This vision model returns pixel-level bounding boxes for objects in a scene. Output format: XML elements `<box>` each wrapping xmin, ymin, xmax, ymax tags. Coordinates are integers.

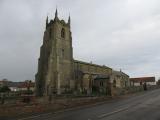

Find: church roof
<box><xmin>74</xmin><ymin>59</ymin><xmax>112</xmax><ymax>70</ymax></box>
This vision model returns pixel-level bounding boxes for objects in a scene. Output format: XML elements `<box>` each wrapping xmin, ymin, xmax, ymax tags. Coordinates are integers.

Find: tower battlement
<box><xmin>46</xmin><ymin>10</ymin><xmax>70</xmax><ymax>29</ymax></box>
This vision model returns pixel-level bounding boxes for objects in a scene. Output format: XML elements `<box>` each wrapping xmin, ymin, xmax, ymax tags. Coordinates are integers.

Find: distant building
<box><xmin>7</xmin><ymin>82</ymin><xmax>22</xmax><ymax>92</ymax></box>
<box><xmin>0</xmin><ymin>80</ymin><xmax>35</xmax><ymax>92</ymax></box>
<box><xmin>0</xmin><ymin>80</ymin><xmax>4</xmax><ymax>87</ymax></box>
<box><xmin>156</xmin><ymin>79</ymin><xmax>160</xmax><ymax>85</ymax></box>
<box><xmin>0</xmin><ymin>79</ymin><xmax>9</xmax><ymax>87</ymax></box>
<box><xmin>130</xmin><ymin>77</ymin><xmax>156</xmax><ymax>86</ymax></box>
<box><xmin>18</xmin><ymin>81</ymin><xmax>35</xmax><ymax>92</ymax></box>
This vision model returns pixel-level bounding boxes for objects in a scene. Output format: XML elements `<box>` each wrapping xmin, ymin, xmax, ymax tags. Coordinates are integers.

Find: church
<box><xmin>35</xmin><ymin>10</ymin><xmax>129</xmax><ymax>96</ymax></box>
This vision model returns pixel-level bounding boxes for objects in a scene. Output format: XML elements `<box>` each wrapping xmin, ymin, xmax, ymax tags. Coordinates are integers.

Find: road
<box><xmin>18</xmin><ymin>89</ymin><xmax>160</xmax><ymax>120</ymax></box>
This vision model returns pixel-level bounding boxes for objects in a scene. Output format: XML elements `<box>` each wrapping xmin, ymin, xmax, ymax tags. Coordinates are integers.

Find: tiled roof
<box><xmin>7</xmin><ymin>82</ymin><xmax>22</xmax><ymax>87</ymax></box>
<box><xmin>130</xmin><ymin>77</ymin><xmax>155</xmax><ymax>83</ymax></box>
<box><xmin>7</xmin><ymin>81</ymin><xmax>35</xmax><ymax>88</ymax></box>
<box><xmin>18</xmin><ymin>82</ymin><xmax>35</xmax><ymax>88</ymax></box>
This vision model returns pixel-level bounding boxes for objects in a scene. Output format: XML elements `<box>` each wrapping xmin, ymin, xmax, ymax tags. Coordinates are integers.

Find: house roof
<box><xmin>0</xmin><ymin>79</ymin><xmax>10</xmax><ymax>84</ymax></box>
<box><xmin>18</xmin><ymin>82</ymin><xmax>35</xmax><ymax>88</ymax></box>
<box><xmin>7</xmin><ymin>82</ymin><xmax>22</xmax><ymax>87</ymax></box>
<box><xmin>130</xmin><ymin>77</ymin><xmax>155</xmax><ymax>83</ymax></box>
<box><xmin>7</xmin><ymin>81</ymin><xmax>35</xmax><ymax>88</ymax></box>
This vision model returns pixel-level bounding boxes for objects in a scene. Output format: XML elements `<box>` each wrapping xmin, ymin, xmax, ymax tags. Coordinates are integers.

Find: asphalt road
<box><xmin>18</xmin><ymin>89</ymin><xmax>160</xmax><ymax>120</ymax></box>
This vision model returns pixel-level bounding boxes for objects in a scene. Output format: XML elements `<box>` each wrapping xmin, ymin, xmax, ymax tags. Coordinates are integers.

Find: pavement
<box><xmin>9</xmin><ymin>89</ymin><xmax>160</xmax><ymax>120</ymax></box>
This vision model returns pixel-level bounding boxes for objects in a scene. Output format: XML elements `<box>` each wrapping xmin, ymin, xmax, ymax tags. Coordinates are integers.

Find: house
<box><xmin>0</xmin><ymin>80</ymin><xmax>3</xmax><ymax>87</ymax></box>
<box><xmin>1</xmin><ymin>80</ymin><xmax>35</xmax><ymax>92</ymax></box>
<box><xmin>156</xmin><ymin>79</ymin><xmax>160</xmax><ymax>85</ymax></box>
<box><xmin>0</xmin><ymin>79</ymin><xmax>9</xmax><ymax>87</ymax></box>
<box><xmin>7</xmin><ymin>82</ymin><xmax>22</xmax><ymax>92</ymax></box>
<box><xmin>18</xmin><ymin>81</ymin><xmax>35</xmax><ymax>92</ymax></box>
<box><xmin>130</xmin><ymin>77</ymin><xmax>156</xmax><ymax>86</ymax></box>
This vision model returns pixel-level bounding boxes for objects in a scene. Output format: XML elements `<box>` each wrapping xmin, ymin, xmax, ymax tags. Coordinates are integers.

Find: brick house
<box><xmin>130</xmin><ymin>77</ymin><xmax>156</xmax><ymax>86</ymax></box>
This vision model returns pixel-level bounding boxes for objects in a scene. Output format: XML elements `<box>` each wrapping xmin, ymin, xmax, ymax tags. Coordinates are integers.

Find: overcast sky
<box><xmin>0</xmin><ymin>0</ymin><xmax>160</xmax><ymax>82</ymax></box>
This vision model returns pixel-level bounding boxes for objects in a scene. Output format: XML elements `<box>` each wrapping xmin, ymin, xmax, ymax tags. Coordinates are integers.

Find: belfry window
<box><xmin>100</xmin><ymin>81</ymin><xmax>103</xmax><ymax>87</ymax></box>
<box><xmin>62</xmin><ymin>49</ymin><xmax>64</xmax><ymax>58</ymax></box>
<box><xmin>61</xmin><ymin>28</ymin><xmax>65</xmax><ymax>38</ymax></box>
<box><xmin>49</xmin><ymin>28</ymin><xmax>52</xmax><ymax>38</ymax></box>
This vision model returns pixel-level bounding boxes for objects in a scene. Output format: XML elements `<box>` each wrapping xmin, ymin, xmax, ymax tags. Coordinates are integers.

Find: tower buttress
<box><xmin>68</xmin><ymin>15</ymin><xmax>71</xmax><ymax>26</ymax></box>
<box><xmin>46</xmin><ymin>16</ymin><xmax>48</xmax><ymax>29</ymax></box>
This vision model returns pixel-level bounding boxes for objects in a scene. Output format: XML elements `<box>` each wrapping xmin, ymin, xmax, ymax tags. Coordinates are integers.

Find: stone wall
<box><xmin>74</xmin><ymin>60</ymin><xmax>112</xmax><ymax>93</ymax></box>
<box><xmin>111</xmin><ymin>70</ymin><xmax>130</xmax><ymax>88</ymax></box>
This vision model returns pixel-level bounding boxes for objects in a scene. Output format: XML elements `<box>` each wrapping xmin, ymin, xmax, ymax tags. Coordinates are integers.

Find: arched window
<box><xmin>61</xmin><ymin>28</ymin><xmax>65</xmax><ymax>38</ymax></box>
<box><xmin>113</xmin><ymin>79</ymin><xmax>116</xmax><ymax>88</ymax></box>
<box><xmin>49</xmin><ymin>28</ymin><xmax>52</xmax><ymax>38</ymax></box>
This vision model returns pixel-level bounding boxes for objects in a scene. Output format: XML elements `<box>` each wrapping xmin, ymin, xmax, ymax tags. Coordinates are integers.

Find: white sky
<box><xmin>0</xmin><ymin>0</ymin><xmax>160</xmax><ymax>81</ymax></box>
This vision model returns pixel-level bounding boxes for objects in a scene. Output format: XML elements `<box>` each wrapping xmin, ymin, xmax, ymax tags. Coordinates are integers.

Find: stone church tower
<box><xmin>35</xmin><ymin>9</ymin><xmax>74</xmax><ymax>96</ymax></box>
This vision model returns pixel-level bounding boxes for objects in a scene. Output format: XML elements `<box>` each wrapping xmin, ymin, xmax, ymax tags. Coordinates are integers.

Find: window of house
<box><xmin>61</xmin><ymin>28</ymin><xmax>65</xmax><ymax>38</ymax></box>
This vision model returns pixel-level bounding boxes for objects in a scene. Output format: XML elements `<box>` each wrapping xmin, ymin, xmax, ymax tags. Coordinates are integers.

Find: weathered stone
<box><xmin>35</xmin><ymin>10</ymin><xmax>128</xmax><ymax>97</ymax></box>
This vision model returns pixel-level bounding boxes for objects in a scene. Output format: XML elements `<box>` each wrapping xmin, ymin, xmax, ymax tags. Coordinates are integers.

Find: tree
<box><xmin>157</xmin><ymin>79</ymin><xmax>160</xmax><ymax>85</ymax></box>
<box><xmin>0</xmin><ymin>86</ymin><xmax>11</xmax><ymax>92</ymax></box>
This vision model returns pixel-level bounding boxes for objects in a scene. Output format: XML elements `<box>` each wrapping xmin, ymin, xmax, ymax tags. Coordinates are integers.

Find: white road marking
<box><xmin>98</xmin><ymin>102</ymin><xmax>142</xmax><ymax>119</ymax></box>
<box><xmin>18</xmin><ymin>112</ymin><xmax>52</xmax><ymax>120</ymax></box>
<box><xmin>98</xmin><ymin>107</ymin><xmax>129</xmax><ymax>118</ymax></box>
